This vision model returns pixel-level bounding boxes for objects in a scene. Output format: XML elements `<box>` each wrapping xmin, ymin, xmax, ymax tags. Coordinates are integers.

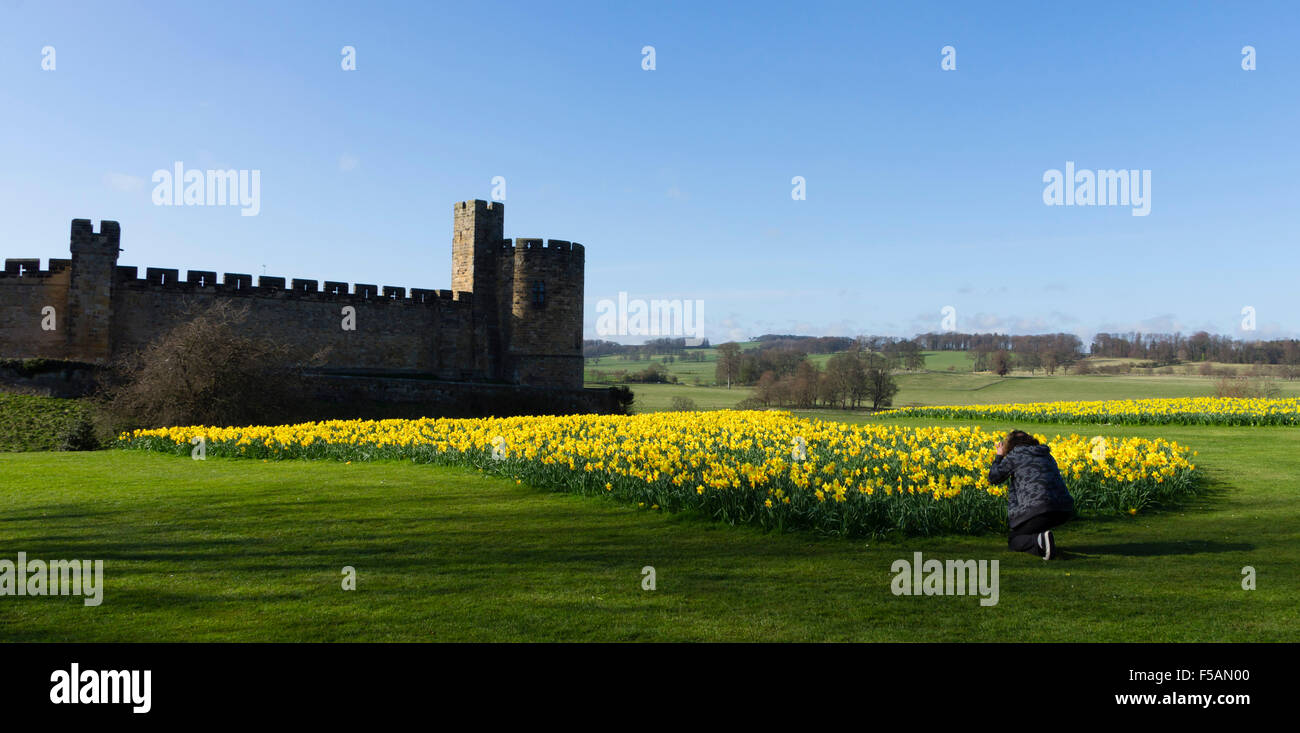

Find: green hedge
<box><xmin>0</xmin><ymin>393</ymin><xmax>98</xmax><ymax>451</ymax></box>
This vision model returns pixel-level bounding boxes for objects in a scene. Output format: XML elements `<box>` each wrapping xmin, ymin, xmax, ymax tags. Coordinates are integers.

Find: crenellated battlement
<box><xmin>0</xmin><ymin>258</ymin><xmax>72</xmax><ymax>280</ymax></box>
<box><xmin>69</xmin><ymin>219</ymin><xmax>121</xmax><ymax>251</ymax></box>
<box><xmin>455</xmin><ymin>199</ymin><xmax>505</xmax><ymax>214</ymax></box>
<box><xmin>98</xmin><ymin>265</ymin><xmax>472</xmax><ymax>305</ymax></box>
<box><xmin>498</xmin><ymin>238</ymin><xmax>585</xmax><ymax>256</ymax></box>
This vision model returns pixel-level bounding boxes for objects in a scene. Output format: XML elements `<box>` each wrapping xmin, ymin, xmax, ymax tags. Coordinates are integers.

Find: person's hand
<box><xmin>995</xmin><ymin>439</ymin><xmax>1006</xmax><ymax>457</ymax></box>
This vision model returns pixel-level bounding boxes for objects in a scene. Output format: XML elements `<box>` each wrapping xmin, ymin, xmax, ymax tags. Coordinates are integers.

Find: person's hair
<box><xmin>1004</xmin><ymin>430</ymin><xmax>1039</xmax><ymax>453</ymax></box>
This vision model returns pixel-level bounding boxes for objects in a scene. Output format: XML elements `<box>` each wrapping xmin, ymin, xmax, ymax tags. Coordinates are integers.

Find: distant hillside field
<box><xmin>584</xmin><ymin>349</ymin><xmax>1300</xmax><ymax>413</ymax></box>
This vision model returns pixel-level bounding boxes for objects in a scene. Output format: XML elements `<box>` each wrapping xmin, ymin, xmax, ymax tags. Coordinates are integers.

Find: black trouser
<box><xmin>1008</xmin><ymin>511</ymin><xmax>1072</xmax><ymax>555</ymax></box>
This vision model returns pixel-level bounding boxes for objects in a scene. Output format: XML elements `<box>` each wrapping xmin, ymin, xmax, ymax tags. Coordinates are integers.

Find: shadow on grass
<box><xmin>2</xmin><ymin>510</ymin><xmax>122</xmax><ymax>522</ymax></box>
<box><xmin>1061</xmin><ymin>540</ymin><xmax>1253</xmax><ymax>559</ymax></box>
<box><xmin>1</xmin><ymin>496</ymin><xmax>847</xmax><ymax>575</ymax></box>
<box><xmin>1063</xmin><ymin>474</ymin><xmax>1233</xmax><ymax>531</ymax></box>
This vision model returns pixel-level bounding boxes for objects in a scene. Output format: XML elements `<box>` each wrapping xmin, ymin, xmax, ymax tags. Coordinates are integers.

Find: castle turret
<box><xmin>66</xmin><ymin>219</ymin><xmax>120</xmax><ymax>363</ymax></box>
<box><xmin>452</xmin><ymin>200</ymin><xmax>505</xmax><ymax>379</ymax></box>
<box><xmin>498</xmin><ymin>238</ymin><xmax>585</xmax><ymax>388</ymax></box>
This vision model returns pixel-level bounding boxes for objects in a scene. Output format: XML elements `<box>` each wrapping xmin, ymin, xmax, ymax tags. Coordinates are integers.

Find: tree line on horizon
<box><xmin>586</xmin><ymin>329</ymin><xmax>1300</xmax><ymax>369</ymax></box>
<box><xmin>583</xmin><ymin>337</ymin><xmax>712</xmax><ymax>361</ymax></box>
<box><xmin>1088</xmin><ymin>331</ymin><xmax>1300</xmax><ymax>366</ymax></box>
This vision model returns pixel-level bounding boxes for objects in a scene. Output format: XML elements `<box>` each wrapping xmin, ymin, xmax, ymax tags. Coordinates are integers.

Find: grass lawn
<box><xmin>915</xmin><ymin>350</ymin><xmax>974</xmax><ymax>372</ymax></box>
<box><xmin>622</xmin><ymin>382</ymin><xmax>752</xmax><ymax>412</ymax></box>
<box><xmin>585</xmin><ymin>355</ymin><xmax>717</xmax><ymax>384</ymax></box>
<box><xmin>1</xmin><ymin>415</ymin><xmax>1295</xmax><ymax>641</ymax></box>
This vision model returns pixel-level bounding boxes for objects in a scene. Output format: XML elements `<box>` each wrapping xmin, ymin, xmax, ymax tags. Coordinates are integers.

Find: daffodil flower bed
<box><xmin>883</xmin><ymin>397</ymin><xmax>1300</xmax><ymax>426</ymax></box>
<box><xmin>117</xmin><ymin>411</ymin><xmax>1201</xmax><ymax>538</ymax></box>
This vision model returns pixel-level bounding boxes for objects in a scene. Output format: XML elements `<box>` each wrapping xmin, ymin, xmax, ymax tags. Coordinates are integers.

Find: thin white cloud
<box><xmin>104</xmin><ymin>173</ymin><xmax>144</xmax><ymax>193</ymax></box>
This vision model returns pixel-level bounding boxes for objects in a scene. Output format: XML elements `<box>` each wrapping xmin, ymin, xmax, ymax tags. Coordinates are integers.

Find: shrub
<box><xmin>0</xmin><ymin>393</ymin><xmax>97</xmax><ymax>451</ymax></box>
<box><xmin>608</xmin><ymin>386</ymin><xmax>635</xmax><ymax>414</ymax></box>
<box><xmin>1215</xmin><ymin>377</ymin><xmax>1281</xmax><ymax>399</ymax></box>
<box><xmin>99</xmin><ymin>300</ymin><xmax>319</xmax><ymax>430</ymax></box>
<box><xmin>57</xmin><ymin>416</ymin><xmax>100</xmax><ymax>451</ymax></box>
<box><xmin>669</xmin><ymin>396</ymin><xmax>698</xmax><ymax>411</ymax></box>
<box><xmin>625</xmin><ymin>362</ymin><xmax>671</xmax><ymax>384</ymax></box>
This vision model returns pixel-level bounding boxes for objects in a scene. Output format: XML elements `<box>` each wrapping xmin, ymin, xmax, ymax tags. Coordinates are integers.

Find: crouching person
<box><xmin>989</xmin><ymin>430</ymin><xmax>1075</xmax><ymax>560</ymax></box>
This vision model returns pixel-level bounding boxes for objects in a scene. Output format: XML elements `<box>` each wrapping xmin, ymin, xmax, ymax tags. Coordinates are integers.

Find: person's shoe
<box><xmin>1041</xmin><ymin>530</ymin><xmax>1055</xmax><ymax>560</ymax></box>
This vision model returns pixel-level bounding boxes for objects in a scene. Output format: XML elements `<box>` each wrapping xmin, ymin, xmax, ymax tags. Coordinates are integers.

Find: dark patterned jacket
<box><xmin>988</xmin><ymin>444</ymin><xmax>1075</xmax><ymax>527</ymax></box>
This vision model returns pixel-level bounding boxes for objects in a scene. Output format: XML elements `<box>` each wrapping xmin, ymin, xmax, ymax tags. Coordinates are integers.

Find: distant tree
<box><xmin>863</xmin><ymin>353</ymin><xmax>899</xmax><ymax>409</ymax></box>
<box><xmin>715</xmin><ymin>342</ymin><xmax>743</xmax><ymax>388</ymax></box>
<box><xmin>816</xmin><ymin>371</ymin><xmax>839</xmax><ymax>408</ymax></box>
<box><xmin>1042</xmin><ymin>352</ymin><xmax>1059</xmax><ymax>375</ymax></box>
<box><xmin>992</xmin><ymin>350</ymin><xmax>1012</xmax><ymax>376</ymax></box>
<box><xmin>755</xmin><ymin>370</ymin><xmax>779</xmax><ymax>406</ymax></box>
<box><xmin>823</xmin><ymin>352</ymin><xmax>863</xmax><ymax>408</ymax></box>
<box><xmin>905</xmin><ymin>349</ymin><xmax>927</xmax><ymax>371</ymax></box>
<box><xmin>1018</xmin><ymin>351</ymin><xmax>1041</xmax><ymax>374</ymax></box>
<box><xmin>887</xmin><ymin>340</ymin><xmax>927</xmax><ymax>371</ymax></box>
<box><xmin>790</xmin><ymin>360</ymin><xmax>821</xmax><ymax>408</ymax></box>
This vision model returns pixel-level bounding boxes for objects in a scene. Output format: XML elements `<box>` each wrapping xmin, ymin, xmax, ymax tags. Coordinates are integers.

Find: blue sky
<box><xmin>2</xmin><ymin>0</ymin><xmax>1297</xmax><ymax>345</ymax></box>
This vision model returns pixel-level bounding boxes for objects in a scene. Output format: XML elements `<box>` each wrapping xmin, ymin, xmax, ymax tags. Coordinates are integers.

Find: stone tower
<box><xmin>497</xmin><ymin>237</ymin><xmax>584</xmax><ymax>387</ymax></box>
<box><xmin>451</xmin><ymin>200</ymin><xmax>584</xmax><ymax>387</ymax></box>
<box><xmin>452</xmin><ymin>200</ymin><xmax>505</xmax><ymax>378</ymax></box>
<box><xmin>66</xmin><ymin>219</ymin><xmax>120</xmax><ymax>363</ymax></box>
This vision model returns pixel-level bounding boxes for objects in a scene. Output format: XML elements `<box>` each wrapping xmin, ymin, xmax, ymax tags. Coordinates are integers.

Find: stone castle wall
<box><xmin>0</xmin><ymin>201</ymin><xmax>586</xmax><ymax>391</ymax></box>
<box><xmin>0</xmin><ymin>258</ymin><xmax>73</xmax><ymax>361</ymax></box>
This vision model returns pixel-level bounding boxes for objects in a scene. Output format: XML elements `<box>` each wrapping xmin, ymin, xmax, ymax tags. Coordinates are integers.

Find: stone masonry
<box><xmin>0</xmin><ymin>201</ymin><xmax>585</xmax><ymax>389</ymax></box>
